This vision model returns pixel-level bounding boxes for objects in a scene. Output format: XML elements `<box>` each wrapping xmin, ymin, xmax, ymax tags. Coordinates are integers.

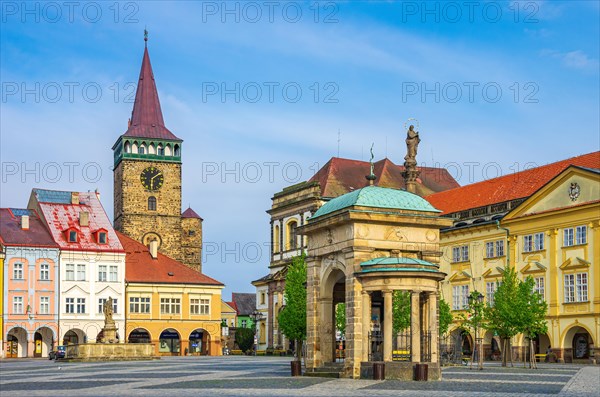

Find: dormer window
<box><xmin>94</xmin><ymin>229</ymin><xmax>108</xmax><ymax>244</ymax></box>
<box><xmin>66</xmin><ymin>229</ymin><xmax>78</xmax><ymax>243</ymax></box>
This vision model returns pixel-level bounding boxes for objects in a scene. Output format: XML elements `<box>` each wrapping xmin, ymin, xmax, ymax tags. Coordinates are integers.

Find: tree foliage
<box><xmin>439</xmin><ymin>298</ymin><xmax>453</xmax><ymax>336</ymax></box>
<box><xmin>278</xmin><ymin>254</ymin><xmax>307</xmax><ymax>361</ymax></box>
<box><xmin>335</xmin><ymin>303</ymin><xmax>346</xmax><ymax>337</ymax></box>
<box><xmin>392</xmin><ymin>290</ymin><xmax>411</xmax><ymax>333</ymax></box>
<box><xmin>234</xmin><ymin>327</ymin><xmax>255</xmax><ymax>353</ymax></box>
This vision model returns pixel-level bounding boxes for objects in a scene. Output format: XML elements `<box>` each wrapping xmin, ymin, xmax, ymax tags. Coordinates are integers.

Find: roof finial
<box><xmin>144</xmin><ymin>27</ymin><xmax>148</xmax><ymax>47</ymax></box>
<box><xmin>366</xmin><ymin>143</ymin><xmax>377</xmax><ymax>185</ymax></box>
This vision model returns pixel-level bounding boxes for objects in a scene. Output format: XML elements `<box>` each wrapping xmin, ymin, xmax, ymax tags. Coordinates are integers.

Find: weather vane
<box><xmin>144</xmin><ymin>28</ymin><xmax>148</xmax><ymax>46</ymax></box>
<box><xmin>366</xmin><ymin>143</ymin><xmax>376</xmax><ymax>183</ymax></box>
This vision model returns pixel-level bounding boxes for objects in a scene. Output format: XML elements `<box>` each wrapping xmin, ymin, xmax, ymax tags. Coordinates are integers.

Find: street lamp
<box><xmin>249</xmin><ymin>310</ymin><xmax>264</xmax><ymax>355</ymax></box>
<box><xmin>468</xmin><ymin>292</ymin><xmax>484</xmax><ymax>370</ymax></box>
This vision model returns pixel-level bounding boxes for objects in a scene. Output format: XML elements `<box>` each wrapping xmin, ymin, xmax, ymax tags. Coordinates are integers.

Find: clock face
<box><xmin>140</xmin><ymin>167</ymin><xmax>164</xmax><ymax>191</ymax></box>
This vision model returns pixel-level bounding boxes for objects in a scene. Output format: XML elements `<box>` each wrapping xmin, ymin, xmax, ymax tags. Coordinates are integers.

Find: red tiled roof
<box><xmin>117</xmin><ymin>231</ymin><xmax>223</xmax><ymax>285</ymax></box>
<box><xmin>426</xmin><ymin>152</ymin><xmax>600</xmax><ymax>215</ymax></box>
<box><xmin>308</xmin><ymin>157</ymin><xmax>460</xmax><ymax>197</ymax></box>
<box><xmin>182</xmin><ymin>207</ymin><xmax>202</xmax><ymax>220</ymax></box>
<box><xmin>33</xmin><ymin>191</ymin><xmax>124</xmax><ymax>252</ymax></box>
<box><xmin>122</xmin><ymin>46</ymin><xmax>181</xmax><ymax>141</ymax></box>
<box><xmin>0</xmin><ymin>208</ymin><xmax>58</xmax><ymax>248</ymax></box>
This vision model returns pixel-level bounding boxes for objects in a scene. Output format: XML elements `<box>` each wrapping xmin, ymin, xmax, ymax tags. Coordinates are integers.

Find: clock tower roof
<box><xmin>122</xmin><ymin>43</ymin><xmax>181</xmax><ymax>141</ymax></box>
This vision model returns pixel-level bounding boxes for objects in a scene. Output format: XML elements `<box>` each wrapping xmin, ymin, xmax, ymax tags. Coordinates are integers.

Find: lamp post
<box><xmin>468</xmin><ymin>292</ymin><xmax>485</xmax><ymax>370</ymax></box>
<box><xmin>250</xmin><ymin>310</ymin><xmax>263</xmax><ymax>356</ymax></box>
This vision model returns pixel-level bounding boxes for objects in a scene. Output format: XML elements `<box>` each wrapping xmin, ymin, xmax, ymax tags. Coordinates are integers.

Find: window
<box><xmin>564</xmin><ymin>273</ymin><xmax>588</xmax><ymax>303</ymax></box>
<box><xmin>76</xmin><ymin>264</ymin><xmax>86</xmax><ymax>281</ymax></box>
<box><xmin>13</xmin><ymin>296</ymin><xmax>24</xmax><ymax>314</ymax></box>
<box><xmin>76</xmin><ymin>298</ymin><xmax>86</xmax><ymax>314</ymax></box>
<box><xmin>157</xmin><ymin>144</ymin><xmax>164</xmax><ymax>156</ymax></box>
<box><xmin>148</xmin><ymin>196</ymin><xmax>157</xmax><ymax>211</ymax></box>
<box><xmin>261</xmin><ymin>292</ymin><xmax>266</xmax><ymax>305</ymax></box>
<box><xmin>66</xmin><ymin>298</ymin><xmax>75</xmax><ymax>313</ymax></box>
<box><xmin>452</xmin><ymin>245</ymin><xmax>469</xmax><ymax>262</ymax></box>
<box><xmin>98</xmin><ymin>298</ymin><xmax>117</xmax><ymax>314</ymax></box>
<box><xmin>190</xmin><ymin>298</ymin><xmax>210</xmax><ymax>315</ymax></box>
<box><xmin>66</xmin><ymin>264</ymin><xmax>75</xmax><ymax>281</ymax></box>
<box><xmin>534</xmin><ymin>277</ymin><xmax>545</xmax><ymax>301</ymax></box>
<box><xmin>138</xmin><ymin>145</ymin><xmax>145</xmax><ymax>154</ymax></box>
<box><xmin>174</xmin><ymin>144</ymin><xmax>180</xmax><ymax>156</ymax></box>
<box><xmin>13</xmin><ymin>263</ymin><xmax>23</xmax><ymax>279</ymax></box>
<box><xmin>98</xmin><ymin>265</ymin><xmax>107</xmax><ymax>282</ymax></box>
<box><xmin>160</xmin><ymin>298</ymin><xmax>181</xmax><ymax>314</ymax></box>
<box><xmin>486</xmin><ymin>282</ymin><xmax>497</xmax><ymax>306</ymax></box>
<box><xmin>273</xmin><ymin>225</ymin><xmax>280</xmax><ymax>253</ymax></box>
<box><xmin>576</xmin><ymin>226</ymin><xmax>587</xmax><ymax>245</ymax></box>
<box><xmin>523</xmin><ymin>232</ymin><xmax>544</xmax><ymax>252</ymax></box>
<box><xmin>241</xmin><ymin>319</ymin><xmax>248</xmax><ymax>328</ymax></box>
<box><xmin>286</xmin><ymin>220</ymin><xmax>298</xmax><ymax>250</ymax></box>
<box><xmin>130</xmin><ymin>297</ymin><xmax>150</xmax><ymax>314</ymax></box>
<box><xmin>98</xmin><ymin>232</ymin><xmax>107</xmax><ymax>244</ymax></box>
<box><xmin>109</xmin><ymin>266</ymin><xmax>118</xmax><ymax>282</ymax></box>
<box><xmin>40</xmin><ymin>297</ymin><xmax>50</xmax><ymax>314</ymax></box>
<box><xmin>486</xmin><ymin>240</ymin><xmax>505</xmax><ymax>258</ymax></box>
<box><xmin>68</xmin><ymin>230</ymin><xmax>78</xmax><ymax>243</ymax></box>
<box><xmin>565</xmin><ymin>226</ymin><xmax>587</xmax><ymax>246</ymax></box>
<box><xmin>40</xmin><ymin>263</ymin><xmax>50</xmax><ymax>280</ymax></box>
<box><xmin>452</xmin><ymin>285</ymin><xmax>470</xmax><ymax>310</ymax></box>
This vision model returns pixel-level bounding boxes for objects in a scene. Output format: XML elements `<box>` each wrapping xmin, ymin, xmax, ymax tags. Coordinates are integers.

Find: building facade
<box><xmin>112</xmin><ymin>40</ymin><xmax>203</xmax><ymax>272</ymax></box>
<box><xmin>428</xmin><ymin>152</ymin><xmax>600</xmax><ymax>362</ymax></box>
<box><xmin>119</xmin><ymin>232</ymin><xmax>223</xmax><ymax>356</ymax></box>
<box><xmin>1</xmin><ymin>208</ymin><xmax>60</xmax><ymax>358</ymax></box>
<box><xmin>29</xmin><ymin>189</ymin><xmax>126</xmax><ymax>346</ymax></box>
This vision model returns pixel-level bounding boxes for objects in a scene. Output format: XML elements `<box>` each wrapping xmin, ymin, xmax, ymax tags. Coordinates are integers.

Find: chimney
<box><xmin>149</xmin><ymin>240</ymin><xmax>158</xmax><ymax>259</ymax></box>
<box><xmin>21</xmin><ymin>215</ymin><xmax>29</xmax><ymax>230</ymax></box>
<box><xmin>71</xmin><ymin>192</ymin><xmax>79</xmax><ymax>205</ymax></box>
<box><xmin>79</xmin><ymin>211</ymin><xmax>89</xmax><ymax>227</ymax></box>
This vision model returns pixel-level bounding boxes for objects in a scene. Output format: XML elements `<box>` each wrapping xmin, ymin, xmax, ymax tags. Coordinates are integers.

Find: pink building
<box><xmin>1</xmin><ymin>208</ymin><xmax>60</xmax><ymax>358</ymax></box>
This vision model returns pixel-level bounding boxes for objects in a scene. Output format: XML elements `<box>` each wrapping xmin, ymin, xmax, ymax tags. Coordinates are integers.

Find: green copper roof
<box><xmin>311</xmin><ymin>186</ymin><xmax>440</xmax><ymax>219</ymax></box>
<box><xmin>360</xmin><ymin>257</ymin><xmax>438</xmax><ymax>268</ymax></box>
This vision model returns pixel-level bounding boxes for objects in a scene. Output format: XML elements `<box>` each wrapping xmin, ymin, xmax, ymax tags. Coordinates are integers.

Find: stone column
<box><xmin>429</xmin><ymin>291</ymin><xmax>439</xmax><ymax>363</ymax></box>
<box><xmin>411</xmin><ymin>291</ymin><xmax>421</xmax><ymax>363</ymax></box>
<box><xmin>362</xmin><ymin>291</ymin><xmax>371</xmax><ymax>362</ymax></box>
<box><xmin>383</xmin><ymin>289</ymin><xmax>393</xmax><ymax>362</ymax></box>
<box><xmin>306</xmin><ymin>256</ymin><xmax>321</xmax><ymax>369</ymax></box>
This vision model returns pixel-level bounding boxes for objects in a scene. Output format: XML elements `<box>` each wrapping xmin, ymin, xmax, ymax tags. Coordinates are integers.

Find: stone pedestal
<box><xmin>65</xmin><ymin>343</ymin><xmax>156</xmax><ymax>361</ymax></box>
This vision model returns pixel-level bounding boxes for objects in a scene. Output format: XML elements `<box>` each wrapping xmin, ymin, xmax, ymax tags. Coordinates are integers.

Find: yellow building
<box><xmin>221</xmin><ymin>300</ymin><xmax>237</xmax><ymax>351</ymax></box>
<box><xmin>118</xmin><ymin>232</ymin><xmax>224</xmax><ymax>356</ymax></box>
<box><xmin>0</xmin><ymin>248</ymin><xmax>4</xmax><ymax>358</ymax></box>
<box><xmin>429</xmin><ymin>152</ymin><xmax>600</xmax><ymax>362</ymax></box>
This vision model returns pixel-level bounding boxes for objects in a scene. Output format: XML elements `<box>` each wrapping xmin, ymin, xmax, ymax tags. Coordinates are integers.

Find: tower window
<box><xmin>124</xmin><ymin>141</ymin><xmax>131</xmax><ymax>153</ymax></box>
<box><xmin>158</xmin><ymin>144</ymin><xmax>164</xmax><ymax>156</ymax></box>
<box><xmin>138</xmin><ymin>145</ymin><xmax>146</xmax><ymax>154</ymax></box>
<box><xmin>148</xmin><ymin>196</ymin><xmax>157</xmax><ymax>211</ymax></box>
<box><xmin>165</xmin><ymin>145</ymin><xmax>172</xmax><ymax>156</ymax></box>
<box><xmin>174</xmin><ymin>144</ymin><xmax>180</xmax><ymax>156</ymax></box>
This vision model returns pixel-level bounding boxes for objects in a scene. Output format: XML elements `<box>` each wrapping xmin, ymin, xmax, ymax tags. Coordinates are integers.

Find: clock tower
<box><xmin>113</xmin><ymin>36</ymin><xmax>202</xmax><ymax>272</ymax></box>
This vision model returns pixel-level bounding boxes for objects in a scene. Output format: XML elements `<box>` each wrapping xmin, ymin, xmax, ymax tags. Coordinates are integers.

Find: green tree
<box><xmin>486</xmin><ymin>266</ymin><xmax>522</xmax><ymax>367</ymax></box>
<box><xmin>335</xmin><ymin>303</ymin><xmax>346</xmax><ymax>337</ymax></box>
<box><xmin>392</xmin><ymin>290</ymin><xmax>411</xmax><ymax>333</ymax></box>
<box><xmin>519</xmin><ymin>276</ymin><xmax>548</xmax><ymax>368</ymax></box>
<box><xmin>278</xmin><ymin>254</ymin><xmax>307</xmax><ymax>362</ymax></box>
<box><xmin>234</xmin><ymin>327</ymin><xmax>255</xmax><ymax>353</ymax></box>
<box><xmin>439</xmin><ymin>298</ymin><xmax>453</xmax><ymax>336</ymax></box>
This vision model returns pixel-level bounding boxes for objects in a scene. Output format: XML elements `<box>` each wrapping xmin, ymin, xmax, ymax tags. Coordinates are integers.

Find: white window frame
<box><xmin>40</xmin><ymin>263</ymin><xmax>50</xmax><ymax>280</ymax></box>
<box><xmin>486</xmin><ymin>282</ymin><xmax>497</xmax><ymax>306</ymax></box>
<box><xmin>564</xmin><ymin>228</ymin><xmax>574</xmax><ymax>247</ymax></box>
<box><xmin>13</xmin><ymin>296</ymin><xmax>24</xmax><ymax>314</ymax></box>
<box><xmin>109</xmin><ymin>266</ymin><xmax>118</xmax><ymax>282</ymax></box>
<box><xmin>534</xmin><ymin>277</ymin><xmax>545</xmax><ymax>301</ymax></box>
<box><xmin>129</xmin><ymin>297</ymin><xmax>151</xmax><ymax>314</ymax></box>
<box><xmin>460</xmin><ymin>285</ymin><xmax>470</xmax><ymax>309</ymax></box>
<box><xmin>534</xmin><ymin>232</ymin><xmax>544</xmax><ymax>251</ymax></box>
<box><xmin>564</xmin><ymin>273</ymin><xmax>588</xmax><ymax>303</ymax></box>
<box><xmin>40</xmin><ymin>296</ymin><xmax>50</xmax><ymax>314</ymax></box>
<box><xmin>13</xmin><ymin>263</ymin><xmax>23</xmax><ymax>279</ymax></box>
<box><xmin>160</xmin><ymin>298</ymin><xmax>181</xmax><ymax>314</ymax></box>
<box><xmin>76</xmin><ymin>298</ymin><xmax>86</xmax><ymax>314</ymax></box>
<box><xmin>76</xmin><ymin>264</ymin><xmax>86</xmax><ymax>281</ymax></box>
<box><xmin>98</xmin><ymin>265</ymin><xmax>107</xmax><ymax>282</ymax></box>
<box><xmin>485</xmin><ymin>242</ymin><xmax>494</xmax><ymax>259</ymax></box>
<box><xmin>496</xmin><ymin>240</ymin><xmax>504</xmax><ymax>257</ymax></box>
<box><xmin>66</xmin><ymin>297</ymin><xmax>75</xmax><ymax>313</ymax></box>
<box><xmin>66</xmin><ymin>264</ymin><xmax>75</xmax><ymax>281</ymax></box>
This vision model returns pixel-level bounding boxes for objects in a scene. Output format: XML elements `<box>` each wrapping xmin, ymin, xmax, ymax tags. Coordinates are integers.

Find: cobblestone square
<box><xmin>1</xmin><ymin>357</ymin><xmax>598</xmax><ymax>397</ymax></box>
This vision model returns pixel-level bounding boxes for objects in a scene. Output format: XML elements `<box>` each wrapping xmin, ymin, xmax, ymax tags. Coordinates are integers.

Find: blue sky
<box><xmin>1</xmin><ymin>1</ymin><xmax>599</xmax><ymax>298</ymax></box>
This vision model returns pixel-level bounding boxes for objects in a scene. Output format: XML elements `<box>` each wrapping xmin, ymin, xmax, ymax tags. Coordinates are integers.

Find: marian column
<box><xmin>402</xmin><ymin>125</ymin><xmax>421</xmax><ymax>194</ymax></box>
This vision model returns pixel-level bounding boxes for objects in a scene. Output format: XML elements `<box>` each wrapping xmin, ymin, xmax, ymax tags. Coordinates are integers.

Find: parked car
<box><xmin>48</xmin><ymin>346</ymin><xmax>66</xmax><ymax>360</ymax></box>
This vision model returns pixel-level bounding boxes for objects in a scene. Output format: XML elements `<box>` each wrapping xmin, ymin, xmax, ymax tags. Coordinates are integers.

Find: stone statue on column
<box><xmin>402</xmin><ymin>125</ymin><xmax>422</xmax><ymax>195</ymax></box>
<box><xmin>100</xmin><ymin>296</ymin><xmax>118</xmax><ymax>343</ymax></box>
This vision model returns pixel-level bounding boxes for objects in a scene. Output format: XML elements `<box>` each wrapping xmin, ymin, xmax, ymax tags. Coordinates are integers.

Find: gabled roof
<box><xmin>426</xmin><ymin>151</ymin><xmax>600</xmax><ymax>215</ymax></box>
<box><xmin>308</xmin><ymin>157</ymin><xmax>459</xmax><ymax>198</ymax></box>
<box><xmin>122</xmin><ymin>45</ymin><xmax>181</xmax><ymax>141</ymax></box>
<box><xmin>231</xmin><ymin>293</ymin><xmax>256</xmax><ymax>316</ymax></box>
<box><xmin>117</xmin><ymin>231</ymin><xmax>223</xmax><ymax>286</ymax></box>
<box><xmin>182</xmin><ymin>207</ymin><xmax>202</xmax><ymax>220</ymax></box>
<box><xmin>30</xmin><ymin>190</ymin><xmax>123</xmax><ymax>252</ymax></box>
<box><xmin>0</xmin><ymin>208</ymin><xmax>59</xmax><ymax>248</ymax></box>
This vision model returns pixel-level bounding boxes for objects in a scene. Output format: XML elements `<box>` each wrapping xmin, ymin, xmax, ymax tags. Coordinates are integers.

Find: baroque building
<box><xmin>253</xmin><ymin>154</ymin><xmax>460</xmax><ymax>350</ymax></box>
<box><xmin>112</xmin><ymin>39</ymin><xmax>203</xmax><ymax>272</ymax></box>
